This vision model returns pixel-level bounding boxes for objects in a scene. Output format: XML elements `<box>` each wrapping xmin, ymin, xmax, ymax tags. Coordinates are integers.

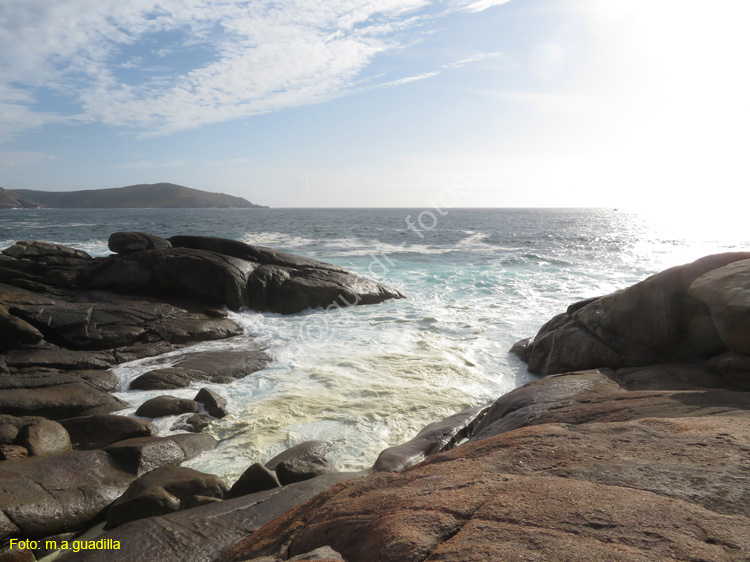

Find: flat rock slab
<box><xmin>470</xmin><ymin>366</ymin><xmax>750</xmax><ymax>442</ymax></box>
<box><xmin>0</xmin><ymin>450</ymin><xmax>136</xmax><ymax>543</ymax></box>
<box><xmin>56</xmin><ymin>472</ymin><xmax>361</xmax><ymax>562</ymax></box>
<box><xmin>217</xmin><ymin>417</ymin><xmax>750</xmax><ymax>562</ymax></box>
<box><xmin>0</xmin><ymin>380</ymin><xmax>126</xmax><ymax>419</ymax></box>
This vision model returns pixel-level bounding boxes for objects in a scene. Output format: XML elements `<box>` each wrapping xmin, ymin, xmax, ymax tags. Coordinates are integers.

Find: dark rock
<box><xmin>0</xmin><ymin>378</ymin><xmax>126</xmax><ymax>419</ymax></box>
<box><xmin>108</xmin><ymin>232</ymin><xmax>171</xmax><ymax>254</ymax></box>
<box><xmin>194</xmin><ymin>388</ymin><xmax>228</xmax><ymax>418</ymax></box>
<box><xmin>171</xmin><ymin>414</ymin><xmax>213</xmax><ymax>433</ymax></box>
<box><xmin>225</xmin><ymin>463</ymin><xmax>281</xmax><ymax>499</ymax></box>
<box><xmin>15</xmin><ymin>418</ymin><xmax>71</xmax><ymax>456</ymax></box>
<box><xmin>0</xmin><ymin>449</ymin><xmax>136</xmax><ymax>544</ymax></box>
<box><xmin>168</xmin><ymin>236</ymin><xmax>349</xmax><ymax>273</ymax></box>
<box><xmin>264</xmin><ymin>441</ymin><xmax>331</xmax><ymax>472</ymax></box>
<box><xmin>129</xmin><ymin>368</ymin><xmax>192</xmax><ymax>390</ymax></box>
<box><xmin>519</xmin><ymin>252</ymin><xmax>750</xmax><ymax>376</ymax></box>
<box><xmin>135</xmin><ymin>396</ymin><xmax>199</xmax><ymax>418</ymax></box>
<box><xmin>86</xmin><ymin>248</ymin><xmax>257</xmax><ymax>309</ymax></box>
<box><xmin>170</xmin><ymin>348</ymin><xmax>269</xmax><ymax>384</ymax></box>
<box><xmin>59</xmin><ymin>415</ymin><xmax>155</xmax><ymax>450</ymax></box>
<box><xmin>0</xmin><ymin>424</ymin><xmax>18</xmax><ymax>444</ymax></box>
<box><xmin>103</xmin><ymin>434</ymin><xmax>217</xmax><ymax>476</ymax></box>
<box><xmin>75</xmin><ymin>369</ymin><xmax>119</xmax><ymax>391</ymax></box>
<box><xmin>105</xmin><ymin>466</ymin><xmax>227</xmax><ymax>529</ymax></box>
<box><xmin>0</xmin><ymin>444</ymin><xmax>28</xmax><ymax>461</ymax></box>
<box><xmin>275</xmin><ymin>457</ymin><xmax>335</xmax><ymax>486</ymax></box>
<box><xmin>0</xmin><ymin>303</ymin><xmax>43</xmax><ymax>349</ymax></box>
<box><xmin>2</xmin><ymin>241</ymin><xmax>91</xmax><ymax>264</ymax></box>
<box><xmin>247</xmin><ymin>265</ymin><xmax>405</xmax><ymax>315</ymax></box>
<box><xmin>708</xmin><ymin>351</ymin><xmax>750</xmax><ymax>390</ymax></box>
<box><xmin>372</xmin><ymin>405</ymin><xmax>488</xmax><ymax>473</ymax></box>
<box><xmin>55</xmin><ymin>472</ymin><xmax>360</xmax><ymax>562</ymax></box>
<box><xmin>688</xmin><ymin>258</ymin><xmax>750</xmax><ymax>353</ymax></box>
<box><xmin>265</xmin><ymin>441</ymin><xmax>336</xmax><ymax>486</ymax></box>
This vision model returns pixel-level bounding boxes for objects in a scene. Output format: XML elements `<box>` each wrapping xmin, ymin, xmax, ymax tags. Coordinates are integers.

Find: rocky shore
<box><xmin>0</xmin><ymin>232</ymin><xmax>402</xmax><ymax>562</ymax></box>
<box><xmin>2</xmin><ymin>240</ymin><xmax>749</xmax><ymax>561</ymax></box>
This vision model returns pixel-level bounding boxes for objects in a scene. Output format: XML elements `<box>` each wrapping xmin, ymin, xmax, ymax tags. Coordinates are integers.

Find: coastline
<box><xmin>2</xmin><ymin>233</ymin><xmax>749</xmax><ymax>561</ymax></box>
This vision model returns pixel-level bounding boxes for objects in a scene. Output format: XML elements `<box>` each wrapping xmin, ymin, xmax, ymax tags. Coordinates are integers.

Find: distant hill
<box><xmin>11</xmin><ymin>183</ymin><xmax>266</xmax><ymax>209</ymax></box>
<box><xmin>0</xmin><ymin>187</ymin><xmax>44</xmax><ymax>209</ymax></box>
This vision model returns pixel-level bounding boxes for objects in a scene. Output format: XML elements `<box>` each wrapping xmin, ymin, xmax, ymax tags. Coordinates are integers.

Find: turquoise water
<box><xmin>2</xmin><ymin>207</ymin><xmax>748</xmax><ymax>479</ymax></box>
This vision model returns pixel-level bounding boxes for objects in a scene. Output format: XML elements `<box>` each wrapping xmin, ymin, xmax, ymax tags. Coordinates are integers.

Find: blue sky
<box><xmin>1</xmin><ymin>0</ymin><xmax>748</xmax><ymax>208</ymax></box>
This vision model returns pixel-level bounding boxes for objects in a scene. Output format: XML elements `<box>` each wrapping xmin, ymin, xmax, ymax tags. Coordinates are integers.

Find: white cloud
<box><xmin>456</xmin><ymin>0</ymin><xmax>512</xmax><ymax>13</ymax></box>
<box><xmin>0</xmin><ymin>0</ymin><xmax>509</xmax><ymax>140</ymax></box>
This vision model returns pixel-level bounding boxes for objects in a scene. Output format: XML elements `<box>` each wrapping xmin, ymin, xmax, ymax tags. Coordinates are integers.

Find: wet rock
<box><xmin>129</xmin><ymin>368</ymin><xmax>192</xmax><ymax>390</ymax></box>
<box><xmin>264</xmin><ymin>441</ymin><xmax>331</xmax><ymax>472</ymax></box>
<box><xmin>225</xmin><ymin>463</ymin><xmax>281</xmax><ymax>499</ymax></box>
<box><xmin>108</xmin><ymin>232</ymin><xmax>171</xmax><ymax>254</ymax></box>
<box><xmin>0</xmin><ymin>449</ymin><xmax>135</xmax><ymax>544</ymax></box>
<box><xmin>15</xmin><ymin>418</ymin><xmax>71</xmax><ymax>456</ymax></box>
<box><xmin>171</xmin><ymin>414</ymin><xmax>213</xmax><ymax>433</ymax></box>
<box><xmin>2</xmin><ymin>241</ymin><xmax>91</xmax><ymax>264</ymax></box>
<box><xmin>55</xmin><ymin>472</ymin><xmax>360</xmax><ymax>562</ymax></box>
<box><xmin>170</xmin><ymin>349</ymin><xmax>269</xmax><ymax>384</ymax></box>
<box><xmin>0</xmin><ymin>444</ymin><xmax>28</xmax><ymax>461</ymax></box>
<box><xmin>103</xmin><ymin>434</ymin><xmax>217</xmax><ymax>476</ymax></box>
<box><xmin>0</xmin><ymin>377</ymin><xmax>126</xmax><ymax>419</ymax></box>
<box><xmin>105</xmin><ymin>466</ymin><xmax>227</xmax><ymax>529</ymax></box>
<box><xmin>194</xmin><ymin>388</ymin><xmax>228</xmax><ymax>418</ymax></box>
<box><xmin>264</xmin><ymin>441</ymin><xmax>336</xmax><ymax>486</ymax></box>
<box><xmin>135</xmin><ymin>396</ymin><xmax>199</xmax><ymax>418</ymax></box>
<box><xmin>59</xmin><ymin>414</ymin><xmax>155</xmax><ymax>450</ymax></box>
<box><xmin>372</xmin><ymin>405</ymin><xmax>488</xmax><ymax>473</ymax></box>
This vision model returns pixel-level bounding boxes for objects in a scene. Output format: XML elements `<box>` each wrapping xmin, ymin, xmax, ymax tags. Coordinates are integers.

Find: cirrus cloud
<box><xmin>0</xmin><ymin>0</ymin><xmax>510</xmax><ymax>140</ymax></box>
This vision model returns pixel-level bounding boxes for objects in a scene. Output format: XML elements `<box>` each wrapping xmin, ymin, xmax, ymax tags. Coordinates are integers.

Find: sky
<box><xmin>0</xmin><ymin>0</ymin><xmax>749</xmax><ymax>208</ymax></box>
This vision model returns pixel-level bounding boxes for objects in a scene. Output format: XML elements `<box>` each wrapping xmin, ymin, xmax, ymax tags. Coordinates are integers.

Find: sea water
<box><xmin>2</xmin><ymin>207</ymin><xmax>747</xmax><ymax>481</ymax></box>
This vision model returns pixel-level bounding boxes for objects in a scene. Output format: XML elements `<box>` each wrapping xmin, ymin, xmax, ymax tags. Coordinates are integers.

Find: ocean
<box><xmin>2</xmin><ymin>207</ymin><xmax>748</xmax><ymax>481</ymax></box>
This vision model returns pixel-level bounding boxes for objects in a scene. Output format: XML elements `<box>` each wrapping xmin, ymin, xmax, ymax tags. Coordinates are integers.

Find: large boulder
<box><xmin>59</xmin><ymin>415</ymin><xmax>155</xmax><ymax>450</ymax></box>
<box><xmin>108</xmin><ymin>232</ymin><xmax>171</xmax><ymax>254</ymax></box>
<box><xmin>516</xmin><ymin>253</ymin><xmax>750</xmax><ymax>376</ymax></box>
<box><xmin>0</xmin><ymin>450</ymin><xmax>136</xmax><ymax>543</ymax></box>
<box><xmin>194</xmin><ymin>388</ymin><xmax>228</xmax><ymax>418</ymax></box>
<box><xmin>103</xmin><ymin>434</ymin><xmax>217</xmax><ymax>476</ymax></box>
<box><xmin>85</xmin><ymin>248</ymin><xmax>258</xmax><ymax>309</ymax></box>
<box><xmin>135</xmin><ymin>396</ymin><xmax>199</xmax><ymax>419</ymax></box>
<box><xmin>687</xmin><ymin>258</ymin><xmax>750</xmax><ymax>354</ymax></box>
<box><xmin>129</xmin><ymin>368</ymin><xmax>193</xmax><ymax>390</ymax></box>
<box><xmin>225</xmin><ymin>463</ymin><xmax>281</xmax><ymax>500</ymax></box>
<box><xmin>105</xmin><ymin>466</ymin><xmax>227</xmax><ymax>529</ymax></box>
<box><xmin>15</xmin><ymin>418</ymin><xmax>71</xmax><ymax>456</ymax></box>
